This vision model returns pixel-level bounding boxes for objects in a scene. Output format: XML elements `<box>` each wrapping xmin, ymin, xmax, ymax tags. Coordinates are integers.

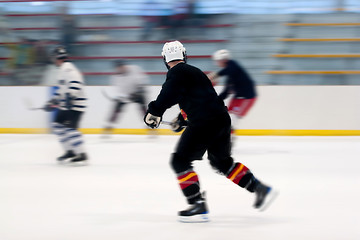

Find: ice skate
<box><xmin>69</xmin><ymin>153</ymin><xmax>88</xmax><ymax>166</ymax></box>
<box><xmin>253</xmin><ymin>183</ymin><xmax>278</xmax><ymax>211</ymax></box>
<box><xmin>57</xmin><ymin>150</ymin><xmax>75</xmax><ymax>162</ymax></box>
<box><xmin>178</xmin><ymin>197</ymin><xmax>209</xmax><ymax>223</ymax></box>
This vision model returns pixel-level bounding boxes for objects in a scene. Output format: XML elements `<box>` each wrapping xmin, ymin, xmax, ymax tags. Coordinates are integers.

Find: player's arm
<box><xmin>207</xmin><ymin>71</ymin><xmax>219</xmax><ymax>86</ymax></box>
<box><xmin>68</xmin><ymin>73</ymin><xmax>83</xmax><ymax>97</ymax></box>
<box><xmin>217</xmin><ymin>64</ymin><xmax>235</xmax><ymax>100</ymax></box>
<box><xmin>144</xmin><ymin>73</ymin><xmax>182</xmax><ymax>128</ymax></box>
<box><xmin>66</xmin><ymin>70</ymin><xmax>83</xmax><ymax>110</ymax></box>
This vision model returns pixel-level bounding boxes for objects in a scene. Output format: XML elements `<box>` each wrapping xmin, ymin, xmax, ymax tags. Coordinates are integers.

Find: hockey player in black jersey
<box><xmin>144</xmin><ymin>41</ymin><xmax>277</xmax><ymax>222</ymax></box>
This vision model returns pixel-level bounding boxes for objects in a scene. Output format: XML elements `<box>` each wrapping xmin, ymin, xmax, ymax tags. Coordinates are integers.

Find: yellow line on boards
<box><xmin>1</xmin><ymin>128</ymin><xmax>360</xmax><ymax>136</ymax></box>
<box><xmin>0</xmin><ymin>128</ymin><xmax>49</xmax><ymax>134</ymax></box>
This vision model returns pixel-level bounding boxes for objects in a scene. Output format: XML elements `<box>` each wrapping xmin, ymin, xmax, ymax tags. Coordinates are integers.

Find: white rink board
<box><xmin>0</xmin><ymin>86</ymin><xmax>360</xmax><ymax>130</ymax></box>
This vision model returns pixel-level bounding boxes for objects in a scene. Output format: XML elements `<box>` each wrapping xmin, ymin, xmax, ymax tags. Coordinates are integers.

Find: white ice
<box><xmin>0</xmin><ymin>134</ymin><xmax>359</xmax><ymax>240</ymax></box>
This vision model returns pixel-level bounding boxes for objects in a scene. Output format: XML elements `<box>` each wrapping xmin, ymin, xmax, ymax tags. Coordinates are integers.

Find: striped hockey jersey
<box><xmin>54</xmin><ymin>62</ymin><xmax>87</xmax><ymax>112</ymax></box>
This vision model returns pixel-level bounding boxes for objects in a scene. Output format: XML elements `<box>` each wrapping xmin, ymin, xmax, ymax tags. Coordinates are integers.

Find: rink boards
<box><xmin>0</xmin><ymin>85</ymin><xmax>360</xmax><ymax>136</ymax></box>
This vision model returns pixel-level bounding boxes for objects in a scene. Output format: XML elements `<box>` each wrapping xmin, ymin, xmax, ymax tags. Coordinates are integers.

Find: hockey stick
<box><xmin>101</xmin><ymin>89</ymin><xmax>118</xmax><ymax>102</ymax></box>
<box><xmin>23</xmin><ymin>97</ymin><xmax>45</xmax><ymax>111</ymax></box>
<box><xmin>161</xmin><ymin>121</ymin><xmax>172</xmax><ymax>125</ymax></box>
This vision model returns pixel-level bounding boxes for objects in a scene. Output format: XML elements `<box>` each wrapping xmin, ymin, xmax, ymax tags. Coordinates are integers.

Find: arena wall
<box><xmin>1</xmin><ymin>86</ymin><xmax>359</xmax><ymax>135</ymax></box>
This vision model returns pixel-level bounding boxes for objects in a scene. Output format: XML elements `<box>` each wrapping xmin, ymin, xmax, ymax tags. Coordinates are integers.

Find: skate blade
<box><xmin>178</xmin><ymin>213</ymin><xmax>210</xmax><ymax>223</ymax></box>
<box><xmin>258</xmin><ymin>188</ymin><xmax>279</xmax><ymax>212</ymax></box>
<box><xmin>57</xmin><ymin>160</ymin><xmax>89</xmax><ymax>167</ymax></box>
<box><xmin>57</xmin><ymin>159</ymin><xmax>70</xmax><ymax>165</ymax></box>
<box><xmin>68</xmin><ymin>160</ymin><xmax>89</xmax><ymax>167</ymax></box>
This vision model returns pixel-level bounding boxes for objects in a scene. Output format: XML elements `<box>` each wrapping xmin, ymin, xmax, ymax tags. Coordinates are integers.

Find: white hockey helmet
<box><xmin>212</xmin><ymin>49</ymin><xmax>231</xmax><ymax>61</ymax></box>
<box><xmin>161</xmin><ymin>40</ymin><xmax>187</xmax><ymax>63</ymax></box>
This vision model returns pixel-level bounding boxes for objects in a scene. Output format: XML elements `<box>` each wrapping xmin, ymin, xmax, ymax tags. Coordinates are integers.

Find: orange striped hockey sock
<box><xmin>226</xmin><ymin>162</ymin><xmax>259</xmax><ymax>192</ymax></box>
<box><xmin>177</xmin><ymin>169</ymin><xmax>201</xmax><ymax>204</ymax></box>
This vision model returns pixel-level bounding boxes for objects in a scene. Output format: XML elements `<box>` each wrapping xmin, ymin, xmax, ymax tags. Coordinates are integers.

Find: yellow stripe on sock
<box><xmin>229</xmin><ymin>164</ymin><xmax>244</xmax><ymax>181</ymax></box>
<box><xmin>178</xmin><ymin>172</ymin><xmax>197</xmax><ymax>183</ymax></box>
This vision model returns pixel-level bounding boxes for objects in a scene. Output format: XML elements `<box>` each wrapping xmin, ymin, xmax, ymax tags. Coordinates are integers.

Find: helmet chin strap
<box><xmin>183</xmin><ymin>52</ymin><xmax>187</xmax><ymax>64</ymax></box>
<box><xmin>163</xmin><ymin>57</ymin><xmax>170</xmax><ymax>70</ymax></box>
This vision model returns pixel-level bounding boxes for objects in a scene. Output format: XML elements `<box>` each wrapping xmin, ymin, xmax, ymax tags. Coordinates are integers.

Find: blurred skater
<box><xmin>102</xmin><ymin>60</ymin><xmax>154</xmax><ymax>137</ymax></box>
<box><xmin>144</xmin><ymin>41</ymin><xmax>277</xmax><ymax>222</ymax></box>
<box><xmin>44</xmin><ymin>46</ymin><xmax>88</xmax><ymax>164</ymax></box>
<box><xmin>208</xmin><ymin>49</ymin><xmax>257</xmax><ymax>139</ymax></box>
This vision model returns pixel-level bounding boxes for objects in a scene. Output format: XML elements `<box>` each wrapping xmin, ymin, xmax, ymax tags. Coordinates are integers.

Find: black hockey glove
<box><xmin>44</xmin><ymin>98</ymin><xmax>59</xmax><ymax>112</ymax></box>
<box><xmin>170</xmin><ymin>113</ymin><xmax>187</xmax><ymax>133</ymax></box>
<box><xmin>144</xmin><ymin>112</ymin><xmax>162</xmax><ymax>129</ymax></box>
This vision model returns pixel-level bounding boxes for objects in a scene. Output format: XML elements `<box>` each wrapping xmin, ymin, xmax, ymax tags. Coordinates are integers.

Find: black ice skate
<box><xmin>178</xmin><ymin>197</ymin><xmax>209</xmax><ymax>223</ymax></box>
<box><xmin>254</xmin><ymin>183</ymin><xmax>278</xmax><ymax>211</ymax></box>
<box><xmin>69</xmin><ymin>153</ymin><xmax>88</xmax><ymax>165</ymax></box>
<box><xmin>57</xmin><ymin>150</ymin><xmax>76</xmax><ymax>162</ymax></box>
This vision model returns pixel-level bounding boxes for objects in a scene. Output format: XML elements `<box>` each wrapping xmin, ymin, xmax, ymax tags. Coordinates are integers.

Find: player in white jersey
<box><xmin>102</xmin><ymin>60</ymin><xmax>151</xmax><ymax>136</ymax></box>
<box><xmin>44</xmin><ymin>46</ymin><xmax>88</xmax><ymax>163</ymax></box>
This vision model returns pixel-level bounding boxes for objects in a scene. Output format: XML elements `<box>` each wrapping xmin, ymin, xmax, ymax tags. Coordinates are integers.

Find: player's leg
<box><xmin>228</xmin><ymin>98</ymin><xmax>256</xmax><ymax>139</ymax></box>
<box><xmin>103</xmin><ymin>101</ymin><xmax>125</xmax><ymax>136</ymax></box>
<box><xmin>207</xmin><ymin>112</ymin><xmax>277</xmax><ymax>211</ymax></box>
<box><xmin>52</xmin><ymin>110</ymin><xmax>76</xmax><ymax>161</ymax></box>
<box><xmin>63</xmin><ymin>111</ymin><xmax>88</xmax><ymax>163</ymax></box>
<box><xmin>170</xmin><ymin>126</ymin><xmax>209</xmax><ymax>222</ymax></box>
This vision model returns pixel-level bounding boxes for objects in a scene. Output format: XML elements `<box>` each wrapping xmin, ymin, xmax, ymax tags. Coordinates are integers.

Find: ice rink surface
<box><xmin>1</xmin><ymin>134</ymin><xmax>359</xmax><ymax>240</ymax></box>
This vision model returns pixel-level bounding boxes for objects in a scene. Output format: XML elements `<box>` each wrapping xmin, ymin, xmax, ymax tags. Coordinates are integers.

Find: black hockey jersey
<box><xmin>218</xmin><ymin>60</ymin><xmax>256</xmax><ymax>99</ymax></box>
<box><xmin>148</xmin><ymin>62</ymin><xmax>227</xmax><ymax>126</ymax></box>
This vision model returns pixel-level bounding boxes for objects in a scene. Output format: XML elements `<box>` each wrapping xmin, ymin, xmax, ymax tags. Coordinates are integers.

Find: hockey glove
<box><xmin>44</xmin><ymin>98</ymin><xmax>59</xmax><ymax>112</ymax></box>
<box><xmin>144</xmin><ymin>112</ymin><xmax>162</xmax><ymax>129</ymax></box>
<box><xmin>170</xmin><ymin>113</ymin><xmax>187</xmax><ymax>133</ymax></box>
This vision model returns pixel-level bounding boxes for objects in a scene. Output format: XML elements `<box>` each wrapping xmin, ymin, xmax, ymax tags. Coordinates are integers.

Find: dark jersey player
<box><xmin>143</xmin><ymin>41</ymin><xmax>277</xmax><ymax>222</ymax></box>
<box><xmin>208</xmin><ymin>49</ymin><xmax>257</xmax><ymax>136</ymax></box>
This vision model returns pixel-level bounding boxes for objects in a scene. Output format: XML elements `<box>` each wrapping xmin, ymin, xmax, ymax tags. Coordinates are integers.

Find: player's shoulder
<box><xmin>228</xmin><ymin>59</ymin><xmax>244</xmax><ymax>69</ymax></box>
<box><xmin>61</xmin><ymin>62</ymin><xmax>76</xmax><ymax>72</ymax></box>
<box><xmin>171</xmin><ymin>62</ymin><xmax>201</xmax><ymax>73</ymax></box>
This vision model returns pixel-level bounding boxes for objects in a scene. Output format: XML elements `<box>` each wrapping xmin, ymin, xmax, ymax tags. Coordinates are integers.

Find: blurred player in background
<box><xmin>102</xmin><ymin>60</ymin><xmax>153</xmax><ymax>136</ymax></box>
<box><xmin>208</xmin><ymin>49</ymin><xmax>257</xmax><ymax>138</ymax></box>
<box><xmin>144</xmin><ymin>41</ymin><xmax>276</xmax><ymax>222</ymax></box>
<box><xmin>44</xmin><ymin>46</ymin><xmax>88</xmax><ymax>164</ymax></box>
